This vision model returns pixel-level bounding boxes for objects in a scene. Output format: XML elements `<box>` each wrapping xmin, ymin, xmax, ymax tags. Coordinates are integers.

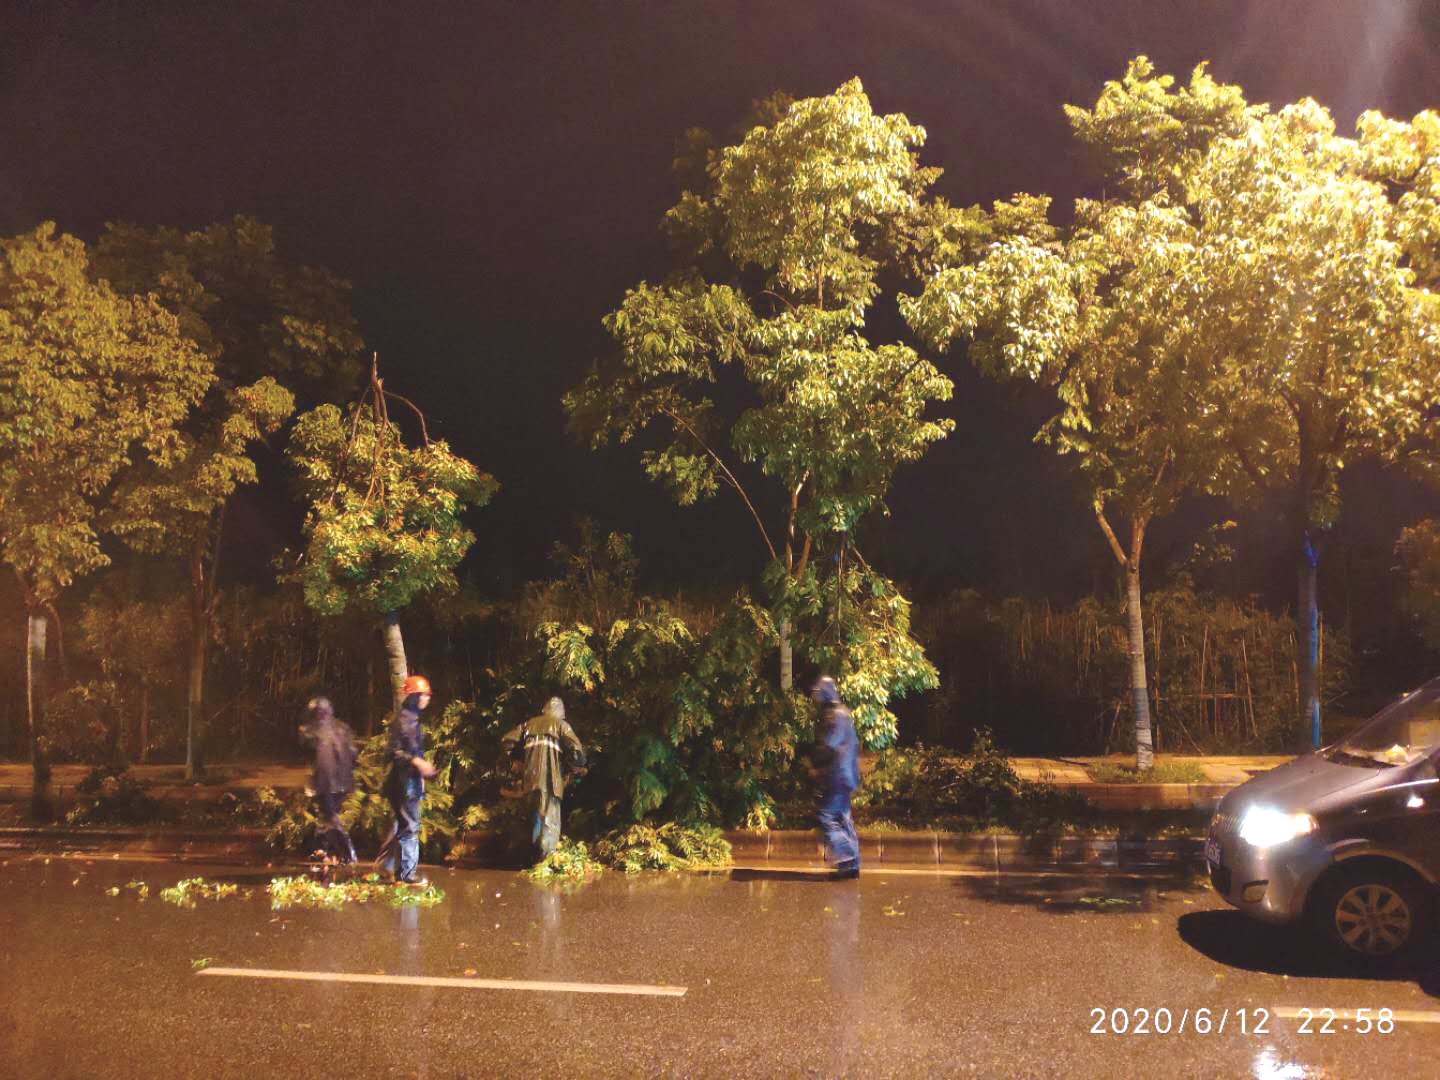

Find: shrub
<box><xmin>592</xmin><ymin>822</ymin><xmax>732</xmax><ymax>874</ymax></box>
<box><xmin>524</xmin><ymin>839</ymin><xmax>603</xmax><ymax>884</ymax></box>
<box><xmin>1086</xmin><ymin>761</ymin><xmax>1208</xmax><ymax>784</ymax></box>
<box><xmin>853</xmin><ymin>729</ymin><xmax>1092</xmax><ymax>833</ymax></box>
<box><xmin>65</xmin><ymin>765</ymin><xmax>171</xmax><ymax>826</ymax></box>
<box><xmin>227</xmin><ymin>786</ymin><xmax>317</xmax><ymax>852</ymax></box>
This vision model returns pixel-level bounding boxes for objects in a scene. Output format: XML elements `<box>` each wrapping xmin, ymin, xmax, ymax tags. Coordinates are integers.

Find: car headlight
<box><xmin>1238</xmin><ymin>806</ymin><xmax>1316</xmax><ymax>848</ymax></box>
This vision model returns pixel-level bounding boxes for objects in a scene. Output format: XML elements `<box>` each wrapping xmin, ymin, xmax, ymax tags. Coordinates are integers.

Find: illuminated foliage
<box><xmin>0</xmin><ymin>223</ymin><xmax>212</xmax><ymax>812</ymax></box>
<box><xmin>907</xmin><ymin>56</ymin><xmax>1440</xmax><ymax>752</ymax></box>
<box><xmin>567</xmin><ymin>79</ymin><xmax>951</xmax><ymax>737</ymax></box>
<box><xmin>526</xmin><ymin>527</ymin><xmax>797</xmax><ymax>826</ymax></box>
<box><xmin>289</xmin><ymin>400</ymin><xmax>496</xmax><ymax>618</ymax></box>
<box><xmin>903</xmin><ymin>63</ymin><xmax>1243</xmax><ymax>766</ymax></box>
<box><xmin>0</xmin><ymin>224</ymin><xmax>212</xmax><ymax>605</ymax></box>
<box><xmin>288</xmin><ymin>365</ymin><xmax>497</xmax><ymax>699</ymax></box>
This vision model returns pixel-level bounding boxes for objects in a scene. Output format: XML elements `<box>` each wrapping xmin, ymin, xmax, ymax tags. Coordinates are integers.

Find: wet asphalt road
<box><xmin>3</xmin><ymin>854</ymin><xmax>1439</xmax><ymax>1078</ymax></box>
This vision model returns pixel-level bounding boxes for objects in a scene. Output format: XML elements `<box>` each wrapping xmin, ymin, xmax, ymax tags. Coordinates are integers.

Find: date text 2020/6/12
<box><xmin>1089</xmin><ymin>1007</ymin><xmax>1270</xmax><ymax>1035</ymax></box>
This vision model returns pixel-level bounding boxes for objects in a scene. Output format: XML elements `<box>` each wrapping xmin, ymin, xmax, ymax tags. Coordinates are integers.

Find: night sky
<box><xmin>4</xmin><ymin>1</ymin><xmax>1440</xmax><ymax>604</ymax></box>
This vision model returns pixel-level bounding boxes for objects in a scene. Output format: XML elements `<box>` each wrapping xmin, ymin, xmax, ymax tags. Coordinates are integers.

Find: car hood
<box><xmin>1217</xmin><ymin>752</ymin><xmax>1402</xmax><ymax>818</ymax></box>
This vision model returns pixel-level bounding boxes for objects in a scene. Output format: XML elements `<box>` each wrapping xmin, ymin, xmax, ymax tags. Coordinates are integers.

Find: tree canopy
<box><xmin>567</xmin><ymin>79</ymin><xmax>953</xmax><ymax>743</ymax></box>
<box><xmin>289</xmin><ymin>391</ymin><xmax>498</xmax><ymax>620</ymax></box>
<box><xmin>902</xmin><ymin>56</ymin><xmax>1440</xmax><ymax>753</ymax></box>
<box><xmin>0</xmin><ymin>223</ymin><xmax>213</xmax><ymax>609</ymax></box>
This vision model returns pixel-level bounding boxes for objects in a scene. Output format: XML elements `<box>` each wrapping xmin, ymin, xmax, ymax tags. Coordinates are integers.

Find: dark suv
<box><xmin>1207</xmin><ymin>680</ymin><xmax>1440</xmax><ymax>965</ymax></box>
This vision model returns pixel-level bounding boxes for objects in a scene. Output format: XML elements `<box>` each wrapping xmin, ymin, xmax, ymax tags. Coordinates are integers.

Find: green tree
<box><xmin>902</xmin><ymin>66</ymin><xmax>1253</xmax><ymax>766</ymax></box>
<box><xmin>914</xmin><ymin>58</ymin><xmax>1440</xmax><ymax>753</ymax></box>
<box><xmin>288</xmin><ymin>360</ymin><xmax>498</xmax><ymax>705</ymax></box>
<box><xmin>566</xmin><ymin>79</ymin><xmax>952</xmax><ymax>745</ymax></box>
<box><xmin>1068</xmin><ymin>60</ymin><xmax>1440</xmax><ymax>750</ymax></box>
<box><xmin>95</xmin><ymin>216</ymin><xmax>361</xmax><ymax>775</ymax></box>
<box><xmin>0</xmin><ymin>224</ymin><xmax>212</xmax><ymax>813</ymax></box>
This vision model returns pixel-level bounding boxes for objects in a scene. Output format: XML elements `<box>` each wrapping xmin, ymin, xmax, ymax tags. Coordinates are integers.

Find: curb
<box><xmin>720</xmin><ymin>829</ymin><xmax>1204</xmax><ymax>873</ymax></box>
<box><xmin>0</xmin><ymin>826</ymin><xmax>275</xmax><ymax>864</ymax></box>
<box><xmin>0</xmin><ymin>825</ymin><xmax>1206</xmax><ymax>875</ymax></box>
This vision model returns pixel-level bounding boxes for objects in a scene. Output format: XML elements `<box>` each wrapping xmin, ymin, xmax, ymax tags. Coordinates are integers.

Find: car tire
<box><xmin>1311</xmin><ymin>865</ymin><xmax>1433</xmax><ymax>970</ymax></box>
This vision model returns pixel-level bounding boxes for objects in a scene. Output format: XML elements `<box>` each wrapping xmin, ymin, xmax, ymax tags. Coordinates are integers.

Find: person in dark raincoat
<box><xmin>377</xmin><ymin>674</ymin><xmax>438</xmax><ymax>883</ymax></box>
<box><xmin>812</xmin><ymin>677</ymin><xmax>861</xmax><ymax>879</ymax></box>
<box><xmin>298</xmin><ymin>696</ymin><xmax>358</xmax><ymax>864</ymax></box>
<box><xmin>502</xmin><ymin>697</ymin><xmax>585</xmax><ymax>859</ymax></box>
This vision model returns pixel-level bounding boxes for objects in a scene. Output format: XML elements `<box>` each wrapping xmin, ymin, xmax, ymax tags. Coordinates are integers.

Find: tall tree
<box><xmin>567</xmin><ymin>79</ymin><xmax>953</xmax><ymax>744</ymax></box>
<box><xmin>288</xmin><ymin>360</ymin><xmax>497</xmax><ymax>707</ymax></box>
<box><xmin>1070</xmin><ymin>61</ymin><xmax>1440</xmax><ymax>750</ymax></box>
<box><xmin>902</xmin><ymin>64</ymin><xmax>1255</xmax><ymax>766</ymax></box>
<box><xmin>108</xmin><ymin>377</ymin><xmax>294</xmax><ymax>775</ymax></box>
<box><xmin>95</xmin><ymin>216</ymin><xmax>362</xmax><ymax>775</ymax></box>
<box><xmin>0</xmin><ymin>224</ymin><xmax>211</xmax><ymax>813</ymax></box>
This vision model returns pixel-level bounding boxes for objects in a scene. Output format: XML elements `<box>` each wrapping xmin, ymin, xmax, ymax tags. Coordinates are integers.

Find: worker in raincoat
<box><xmin>377</xmin><ymin>675</ymin><xmax>438</xmax><ymax>883</ymax></box>
<box><xmin>298</xmin><ymin>696</ymin><xmax>358</xmax><ymax>864</ymax></box>
<box><xmin>812</xmin><ymin>677</ymin><xmax>861</xmax><ymax>879</ymax></box>
<box><xmin>502</xmin><ymin>697</ymin><xmax>586</xmax><ymax>860</ymax></box>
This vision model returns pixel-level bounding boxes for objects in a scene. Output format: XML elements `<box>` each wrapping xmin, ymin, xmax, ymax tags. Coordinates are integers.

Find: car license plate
<box><xmin>1204</xmin><ymin>836</ymin><xmax>1221</xmax><ymax>866</ymax></box>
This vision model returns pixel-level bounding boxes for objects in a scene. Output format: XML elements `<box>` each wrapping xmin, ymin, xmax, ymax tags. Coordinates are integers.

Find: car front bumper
<box><xmin>1206</xmin><ymin>817</ymin><xmax>1331</xmax><ymax>923</ymax></box>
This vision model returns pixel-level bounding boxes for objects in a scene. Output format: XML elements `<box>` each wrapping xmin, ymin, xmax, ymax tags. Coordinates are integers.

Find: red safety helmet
<box><xmin>402</xmin><ymin>674</ymin><xmax>432</xmax><ymax>696</ymax></box>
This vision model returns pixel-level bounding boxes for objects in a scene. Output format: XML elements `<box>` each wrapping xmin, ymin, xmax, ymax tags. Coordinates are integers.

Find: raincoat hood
<box><xmin>812</xmin><ymin>678</ymin><xmax>841</xmax><ymax>707</ymax></box>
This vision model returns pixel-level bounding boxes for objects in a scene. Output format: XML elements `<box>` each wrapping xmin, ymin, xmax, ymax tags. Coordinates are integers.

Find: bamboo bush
<box><xmin>912</xmin><ymin>582</ymin><xmax>1348</xmax><ymax>754</ymax></box>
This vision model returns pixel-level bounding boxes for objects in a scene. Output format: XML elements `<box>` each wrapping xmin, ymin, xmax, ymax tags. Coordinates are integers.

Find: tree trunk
<box><xmin>139</xmin><ymin>685</ymin><xmax>151</xmax><ymax>765</ymax></box>
<box><xmin>366</xmin><ymin>653</ymin><xmax>376</xmax><ymax>736</ymax></box>
<box><xmin>1125</xmin><ymin>563</ymin><xmax>1155</xmax><ymax>770</ymax></box>
<box><xmin>185</xmin><ymin>619</ymin><xmax>206</xmax><ymax>778</ymax></box>
<box><xmin>185</xmin><ymin>581</ymin><xmax>207</xmax><ymax>780</ymax></box>
<box><xmin>1094</xmin><ymin>502</ymin><xmax>1154</xmax><ymax>770</ymax></box>
<box><xmin>779</xmin><ymin>618</ymin><xmax>793</xmax><ymax>692</ymax></box>
<box><xmin>382</xmin><ymin>611</ymin><xmax>408</xmax><ymax>708</ymax></box>
<box><xmin>26</xmin><ymin>611</ymin><xmax>51</xmax><ymax>820</ymax></box>
<box><xmin>1297</xmin><ymin>530</ymin><xmax>1322</xmax><ymax>753</ymax></box>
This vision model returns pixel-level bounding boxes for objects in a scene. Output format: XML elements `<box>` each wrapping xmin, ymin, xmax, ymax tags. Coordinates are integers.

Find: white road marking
<box><xmin>197</xmin><ymin>966</ymin><xmax>686</xmax><ymax>997</ymax></box>
<box><xmin>1273</xmin><ymin>1007</ymin><xmax>1440</xmax><ymax>1025</ymax></box>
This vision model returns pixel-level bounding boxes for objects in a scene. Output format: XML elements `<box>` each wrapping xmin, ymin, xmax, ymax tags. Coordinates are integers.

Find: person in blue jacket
<box><xmin>298</xmin><ymin>696</ymin><xmax>357</xmax><ymax>864</ymax></box>
<box><xmin>377</xmin><ymin>674</ymin><xmax>438</xmax><ymax>884</ymax></box>
<box><xmin>812</xmin><ymin>677</ymin><xmax>861</xmax><ymax>879</ymax></box>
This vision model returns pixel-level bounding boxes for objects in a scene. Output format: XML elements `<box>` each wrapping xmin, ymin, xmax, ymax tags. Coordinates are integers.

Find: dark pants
<box><xmin>378</xmin><ymin>793</ymin><xmax>422</xmax><ymax>882</ymax></box>
<box><xmin>528</xmin><ymin>788</ymin><xmax>562</xmax><ymax>858</ymax></box>
<box><xmin>314</xmin><ymin>792</ymin><xmax>356</xmax><ymax>863</ymax></box>
<box><xmin>817</xmin><ymin>786</ymin><xmax>860</xmax><ymax>871</ymax></box>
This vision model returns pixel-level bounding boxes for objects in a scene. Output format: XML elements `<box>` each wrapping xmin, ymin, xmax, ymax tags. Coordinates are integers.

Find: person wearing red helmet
<box><xmin>377</xmin><ymin>674</ymin><xmax>438</xmax><ymax>883</ymax></box>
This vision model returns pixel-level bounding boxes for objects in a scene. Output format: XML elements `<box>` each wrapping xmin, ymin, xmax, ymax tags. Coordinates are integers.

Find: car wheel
<box><xmin>1313</xmin><ymin>866</ymin><xmax>1431</xmax><ymax>967</ymax></box>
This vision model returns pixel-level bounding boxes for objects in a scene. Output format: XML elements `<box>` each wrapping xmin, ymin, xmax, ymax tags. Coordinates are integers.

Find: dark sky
<box><xmin>4</xmin><ymin>0</ymin><xmax>1439</xmax><ymax>600</ymax></box>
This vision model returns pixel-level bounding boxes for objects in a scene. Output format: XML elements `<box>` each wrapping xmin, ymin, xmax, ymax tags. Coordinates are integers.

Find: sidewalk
<box><xmin>1008</xmin><ymin>754</ymin><xmax>1287</xmax><ymax>810</ymax></box>
<box><xmin>0</xmin><ymin>763</ymin><xmax>308</xmax><ymax>804</ymax></box>
<box><xmin>0</xmin><ymin>756</ymin><xmax>1290</xmax><ymax>812</ymax></box>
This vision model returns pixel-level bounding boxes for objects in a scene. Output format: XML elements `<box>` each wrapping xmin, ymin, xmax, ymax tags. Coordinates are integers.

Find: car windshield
<box><xmin>1326</xmin><ymin>683</ymin><xmax>1440</xmax><ymax>767</ymax></box>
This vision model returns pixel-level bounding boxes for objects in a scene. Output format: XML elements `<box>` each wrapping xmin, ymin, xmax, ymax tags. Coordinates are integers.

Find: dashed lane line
<box><xmin>197</xmin><ymin>966</ymin><xmax>687</xmax><ymax>997</ymax></box>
